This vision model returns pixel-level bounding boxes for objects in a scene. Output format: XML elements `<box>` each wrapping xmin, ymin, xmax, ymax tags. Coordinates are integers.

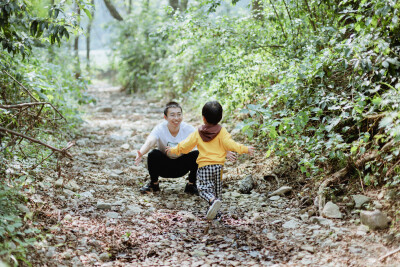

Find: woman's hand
<box><xmin>135</xmin><ymin>150</ymin><xmax>143</xmax><ymax>165</ymax></box>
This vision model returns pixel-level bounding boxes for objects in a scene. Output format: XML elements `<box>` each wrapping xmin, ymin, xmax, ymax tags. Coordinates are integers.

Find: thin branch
<box><xmin>283</xmin><ymin>0</ymin><xmax>294</xmax><ymax>28</ymax></box>
<box><xmin>103</xmin><ymin>0</ymin><xmax>124</xmax><ymax>21</ymax></box>
<box><xmin>303</xmin><ymin>0</ymin><xmax>317</xmax><ymax>32</ymax></box>
<box><xmin>1</xmin><ymin>70</ymin><xmax>67</xmax><ymax>122</ymax></box>
<box><xmin>379</xmin><ymin>247</ymin><xmax>400</xmax><ymax>262</ymax></box>
<box><xmin>268</xmin><ymin>0</ymin><xmax>287</xmax><ymax>40</ymax></box>
<box><xmin>0</xmin><ymin>102</ymin><xmax>49</xmax><ymax>109</ymax></box>
<box><xmin>0</xmin><ymin>126</ymin><xmax>73</xmax><ymax>158</ymax></box>
<box><xmin>385</xmin><ymin>157</ymin><xmax>400</xmax><ymax>177</ymax></box>
<box><xmin>2</xmin><ymin>70</ymin><xmax>39</xmax><ymax>102</ymax></box>
<box><xmin>31</xmin><ymin>151</ymin><xmax>55</xmax><ymax>170</ymax></box>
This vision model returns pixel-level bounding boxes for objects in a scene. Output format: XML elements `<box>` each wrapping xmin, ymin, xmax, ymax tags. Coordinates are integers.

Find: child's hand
<box><xmin>226</xmin><ymin>151</ymin><xmax>237</xmax><ymax>162</ymax></box>
<box><xmin>165</xmin><ymin>146</ymin><xmax>172</xmax><ymax>156</ymax></box>
<box><xmin>247</xmin><ymin>146</ymin><xmax>255</xmax><ymax>156</ymax></box>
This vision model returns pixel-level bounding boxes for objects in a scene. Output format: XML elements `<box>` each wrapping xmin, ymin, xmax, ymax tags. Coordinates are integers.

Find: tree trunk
<box><xmin>128</xmin><ymin>0</ymin><xmax>132</xmax><ymax>14</ymax></box>
<box><xmin>169</xmin><ymin>0</ymin><xmax>179</xmax><ymax>11</ymax></box>
<box><xmin>48</xmin><ymin>0</ymin><xmax>55</xmax><ymax>63</ymax></box>
<box><xmin>74</xmin><ymin>1</ymin><xmax>81</xmax><ymax>79</ymax></box>
<box><xmin>180</xmin><ymin>0</ymin><xmax>188</xmax><ymax>11</ymax></box>
<box><xmin>86</xmin><ymin>0</ymin><xmax>95</xmax><ymax>71</ymax></box>
<box><xmin>252</xmin><ymin>0</ymin><xmax>264</xmax><ymax>21</ymax></box>
<box><xmin>104</xmin><ymin>0</ymin><xmax>123</xmax><ymax>21</ymax></box>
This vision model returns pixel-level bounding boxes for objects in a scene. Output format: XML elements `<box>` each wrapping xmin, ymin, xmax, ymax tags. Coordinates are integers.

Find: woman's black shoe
<box><xmin>184</xmin><ymin>183</ymin><xmax>199</xmax><ymax>195</ymax></box>
<box><xmin>140</xmin><ymin>182</ymin><xmax>160</xmax><ymax>193</ymax></box>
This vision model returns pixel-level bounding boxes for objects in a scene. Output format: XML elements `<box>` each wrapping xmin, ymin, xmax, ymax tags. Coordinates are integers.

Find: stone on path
<box><xmin>97</xmin><ymin>202</ymin><xmax>112</xmax><ymax>210</ymax></box>
<box><xmin>105</xmin><ymin>212</ymin><xmax>120</xmax><ymax>219</ymax></box>
<box><xmin>269</xmin><ymin>195</ymin><xmax>280</xmax><ymax>201</ymax></box>
<box><xmin>96</xmin><ymin>106</ymin><xmax>113</xmax><ymax>112</ymax></box>
<box><xmin>360</xmin><ymin>210</ymin><xmax>390</xmax><ymax>230</ymax></box>
<box><xmin>322</xmin><ymin>201</ymin><xmax>343</xmax><ymax>219</ymax></box>
<box><xmin>121</xmin><ymin>143</ymin><xmax>130</xmax><ymax>150</ymax></box>
<box><xmin>239</xmin><ymin>174</ymin><xmax>254</xmax><ymax>194</ymax></box>
<box><xmin>282</xmin><ymin>219</ymin><xmax>299</xmax><ymax>229</ymax></box>
<box><xmin>55</xmin><ymin>178</ymin><xmax>63</xmax><ymax>188</ymax></box>
<box><xmin>352</xmin><ymin>194</ymin><xmax>371</xmax><ymax>208</ymax></box>
<box><xmin>270</xmin><ymin>186</ymin><xmax>293</xmax><ymax>196</ymax></box>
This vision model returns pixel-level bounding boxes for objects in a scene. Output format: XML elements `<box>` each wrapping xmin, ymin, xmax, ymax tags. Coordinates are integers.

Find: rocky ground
<box><xmin>27</xmin><ymin>83</ymin><xmax>400</xmax><ymax>266</ymax></box>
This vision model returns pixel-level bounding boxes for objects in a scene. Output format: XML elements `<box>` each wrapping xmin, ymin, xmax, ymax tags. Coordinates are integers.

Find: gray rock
<box><xmin>55</xmin><ymin>178</ymin><xmax>64</xmax><ymax>188</ymax></box>
<box><xmin>373</xmin><ymin>200</ymin><xmax>383</xmax><ymax>209</ymax></box>
<box><xmin>360</xmin><ymin>210</ymin><xmax>391</xmax><ymax>230</ymax></box>
<box><xmin>109</xmin><ymin>134</ymin><xmax>126</xmax><ymax>142</ymax></box>
<box><xmin>71</xmin><ymin>256</ymin><xmax>83</xmax><ymax>266</ymax></box>
<box><xmin>99</xmin><ymin>252</ymin><xmax>110</xmax><ymax>261</ymax></box>
<box><xmin>63</xmin><ymin>189</ymin><xmax>75</xmax><ymax>197</ymax></box>
<box><xmin>310</xmin><ymin>216</ymin><xmax>334</xmax><ymax>226</ymax></box>
<box><xmin>97</xmin><ymin>106</ymin><xmax>113</xmax><ymax>112</ymax></box>
<box><xmin>126</xmin><ymin>205</ymin><xmax>143</xmax><ymax>213</ymax></box>
<box><xmin>270</xmin><ymin>186</ymin><xmax>292</xmax><ymax>196</ymax></box>
<box><xmin>283</xmin><ymin>219</ymin><xmax>299</xmax><ymax>229</ymax></box>
<box><xmin>385</xmin><ymin>189</ymin><xmax>398</xmax><ymax>200</ymax></box>
<box><xmin>65</xmin><ymin>180</ymin><xmax>80</xmax><ymax>191</ymax></box>
<box><xmin>231</xmin><ymin>192</ymin><xmax>241</xmax><ymax>198</ymax></box>
<box><xmin>269</xmin><ymin>195</ymin><xmax>280</xmax><ymax>201</ymax></box>
<box><xmin>301</xmin><ymin>245</ymin><xmax>315</xmax><ymax>253</ymax></box>
<box><xmin>239</xmin><ymin>174</ymin><xmax>254</xmax><ymax>194</ymax></box>
<box><xmin>80</xmin><ymin>191</ymin><xmax>93</xmax><ymax>199</ymax></box>
<box><xmin>352</xmin><ymin>195</ymin><xmax>371</xmax><ymax>208</ymax></box>
<box><xmin>266</xmin><ymin>233</ymin><xmax>277</xmax><ymax>240</ymax></box>
<box><xmin>190</xmin><ymin>250</ymin><xmax>207</xmax><ymax>257</ymax></box>
<box><xmin>63</xmin><ymin>214</ymin><xmax>72</xmax><ymax>221</ymax></box>
<box><xmin>55</xmin><ymin>235</ymin><xmax>66</xmax><ymax>243</ymax></box>
<box><xmin>322</xmin><ymin>201</ymin><xmax>343</xmax><ymax>219</ymax></box>
<box><xmin>45</xmin><ymin>247</ymin><xmax>56</xmax><ymax>259</ymax></box>
<box><xmin>97</xmin><ymin>202</ymin><xmax>112</xmax><ymax>210</ymax></box>
<box><xmin>105</xmin><ymin>212</ymin><xmax>120</xmax><ymax>219</ymax></box>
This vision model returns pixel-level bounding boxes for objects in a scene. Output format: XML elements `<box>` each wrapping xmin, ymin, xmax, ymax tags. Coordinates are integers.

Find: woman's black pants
<box><xmin>147</xmin><ymin>149</ymin><xmax>199</xmax><ymax>184</ymax></box>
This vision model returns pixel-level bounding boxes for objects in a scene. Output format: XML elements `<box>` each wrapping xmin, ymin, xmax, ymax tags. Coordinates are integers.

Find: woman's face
<box><xmin>164</xmin><ymin>107</ymin><xmax>183</xmax><ymax>128</ymax></box>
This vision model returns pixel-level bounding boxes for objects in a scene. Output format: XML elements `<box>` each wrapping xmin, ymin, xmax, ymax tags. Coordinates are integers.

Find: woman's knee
<box><xmin>148</xmin><ymin>149</ymin><xmax>164</xmax><ymax>161</ymax></box>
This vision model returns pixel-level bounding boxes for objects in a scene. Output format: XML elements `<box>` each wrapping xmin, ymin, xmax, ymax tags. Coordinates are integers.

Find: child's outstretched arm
<box><xmin>166</xmin><ymin>131</ymin><xmax>198</xmax><ymax>156</ymax></box>
<box><xmin>247</xmin><ymin>146</ymin><xmax>255</xmax><ymax>156</ymax></box>
<box><xmin>221</xmin><ymin>129</ymin><xmax>254</xmax><ymax>155</ymax></box>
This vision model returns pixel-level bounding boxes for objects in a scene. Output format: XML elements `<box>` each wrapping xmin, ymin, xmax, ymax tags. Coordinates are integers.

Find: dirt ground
<box><xmin>28</xmin><ymin>82</ymin><xmax>400</xmax><ymax>266</ymax></box>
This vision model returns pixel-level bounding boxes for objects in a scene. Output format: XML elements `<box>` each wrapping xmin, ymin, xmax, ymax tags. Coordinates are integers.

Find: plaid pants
<box><xmin>197</xmin><ymin>164</ymin><xmax>223</xmax><ymax>203</ymax></box>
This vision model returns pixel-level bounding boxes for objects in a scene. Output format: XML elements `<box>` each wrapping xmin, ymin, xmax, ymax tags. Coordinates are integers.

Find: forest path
<box><xmin>36</xmin><ymin>83</ymin><xmax>398</xmax><ymax>266</ymax></box>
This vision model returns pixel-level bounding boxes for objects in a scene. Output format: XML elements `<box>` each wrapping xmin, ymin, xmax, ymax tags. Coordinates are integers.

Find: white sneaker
<box><xmin>206</xmin><ymin>199</ymin><xmax>222</xmax><ymax>220</ymax></box>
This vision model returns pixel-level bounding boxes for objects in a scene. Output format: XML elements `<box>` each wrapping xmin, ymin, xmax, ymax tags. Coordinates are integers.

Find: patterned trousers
<box><xmin>197</xmin><ymin>164</ymin><xmax>223</xmax><ymax>203</ymax></box>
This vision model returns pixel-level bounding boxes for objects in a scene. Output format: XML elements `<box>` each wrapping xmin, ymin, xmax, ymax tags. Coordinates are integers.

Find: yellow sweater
<box><xmin>170</xmin><ymin>127</ymin><xmax>249</xmax><ymax>168</ymax></box>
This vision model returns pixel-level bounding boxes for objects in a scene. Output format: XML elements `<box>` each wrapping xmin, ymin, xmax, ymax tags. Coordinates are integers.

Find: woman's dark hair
<box><xmin>164</xmin><ymin>101</ymin><xmax>182</xmax><ymax>116</ymax></box>
<box><xmin>202</xmin><ymin>101</ymin><xmax>223</xmax><ymax>125</ymax></box>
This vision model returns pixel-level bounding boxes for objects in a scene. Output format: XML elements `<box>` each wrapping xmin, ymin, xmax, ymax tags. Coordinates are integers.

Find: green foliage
<box><xmin>0</xmin><ymin>183</ymin><xmax>38</xmax><ymax>266</ymax></box>
<box><xmin>1</xmin><ymin>1</ymin><xmax>92</xmax><ymax>265</ymax></box>
<box><xmin>112</xmin><ymin>0</ymin><xmax>400</xmax><ymax>186</ymax></box>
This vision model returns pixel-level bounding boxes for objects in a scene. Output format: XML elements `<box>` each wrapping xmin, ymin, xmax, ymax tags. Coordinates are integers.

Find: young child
<box><xmin>166</xmin><ymin>101</ymin><xmax>254</xmax><ymax>220</ymax></box>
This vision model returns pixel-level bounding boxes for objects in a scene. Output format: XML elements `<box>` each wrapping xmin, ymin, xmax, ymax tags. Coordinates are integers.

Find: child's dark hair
<box><xmin>202</xmin><ymin>101</ymin><xmax>223</xmax><ymax>125</ymax></box>
<box><xmin>164</xmin><ymin>101</ymin><xmax>182</xmax><ymax>116</ymax></box>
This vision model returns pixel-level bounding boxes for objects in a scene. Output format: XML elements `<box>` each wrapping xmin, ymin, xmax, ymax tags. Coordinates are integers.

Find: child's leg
<box><xmin>197</xmin><ymin>166</ymin><xmax>216</xmax><ymax>203</ymax></box>
<box><xmin>197</xmin><ymin>165</ymin><xmax>223</xmax><ymax>202</ymax></box>
<box><xmin>214</xmin><ymin>166</ymin><xmax>223</xmax><ymax>200</ymax></box>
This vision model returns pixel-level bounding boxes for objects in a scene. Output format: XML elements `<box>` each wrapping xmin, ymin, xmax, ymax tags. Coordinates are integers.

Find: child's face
<box><xmin>164</xmin><ymin>107</ymin><xmax>183</xmax><ymax>128</ymax></box>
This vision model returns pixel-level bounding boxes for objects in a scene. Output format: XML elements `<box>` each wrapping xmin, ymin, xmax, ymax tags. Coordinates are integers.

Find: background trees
<box><xmin>111</xmin><ymin>0</ymin><xmax>400</xmax><ymax>197</ymax></box>
<box><xmin>2</xmin><ymin>0</ymin><xmax>400</xmax><ymax>264</ymax></box>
